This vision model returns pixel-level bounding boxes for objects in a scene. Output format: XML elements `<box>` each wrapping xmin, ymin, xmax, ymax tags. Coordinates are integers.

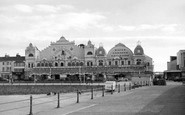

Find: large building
<box><xmin>164</xmin><ymin>50</ymin><xmax>185</xmax><ymax>80</ymax></box>
<box><xmin>25</xmin><ymin>36</ymin><xmax>153</xmax><ymax>82</ymax></box>
<box><xmin>0</xmin><ymin>54</ymin><xmax>25</xmax><ymax>81</ymax></box>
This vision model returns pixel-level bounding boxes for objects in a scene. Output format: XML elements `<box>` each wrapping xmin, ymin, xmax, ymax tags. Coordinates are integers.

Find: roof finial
<box><xmin>137</xmin><ymin>40</ymin><xmax>141</xmax><ymax>46</ymax></box>
<box><xmin>99</xmin><ymin>42</ymin><xmax>103</xmax><ymax>47</ymax></box>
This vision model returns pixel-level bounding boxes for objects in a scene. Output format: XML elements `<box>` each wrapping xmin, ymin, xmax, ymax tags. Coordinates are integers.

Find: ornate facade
<box><xmin>25</xmin><ymin>36</ymin><xmax>153</xmax><ymax>81</ymax></box>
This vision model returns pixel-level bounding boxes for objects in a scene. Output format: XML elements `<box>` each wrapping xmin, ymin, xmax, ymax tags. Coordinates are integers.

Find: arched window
<box><xmin>99</xmin><ymin>60</ymin><xmax>103</xmax><ymax>66</ymax></box>
<box><xmin>55</xmin><ymin>62</ymin><xmax>58</xmax><ymax>67</ymax></box>
<box><xmin>49</xmin><ymin>63</ymin><xmax>52</xmax><ymax>67</ymax></box>
<box><xmin>72</xmin><ymin>62</ymin><xmax>75</xmax><ymax>66</ymax></box>
<box><xmin>45</xmin><ymin>63</ymin><xmax>48</xmax><ymax>67</ymax></box>
<box><xmin>37</xmin><ymin>63</ymin><xmax>40</xmax><ymax>67</ymax></box>
<box><xmin>109</xmin><ymin>61</ymin><xmax>111</xmax><ymax>65</ymax></box>
<box><xmin>76</xmin><ymin>62</ymin><xmax>79</xmax><ymax>66</ymax></box>
<box><xmin>68</xmin><ymin>62</ymin><xmax>71</xmax><ymax>66</ymax></box>
<box><xmin>136</xmin><ymin>59</ymin><xmax>142</xmax><ymax>65</ymax></box>
<box><xmin>61</xmin><ymin>62</ymin><xmax>64</xmax><ymax>66</ymax></box>
<box><xmin>28</xmin><ymin>53</ymin><xmax>34</xmax><ymax>57</ymax></box>
<box><xmin>87</xmin><ymin>51</ymin><xmax>93</xmax><ymax>55</ymax></box>
<box><xmin>80</xmin><ymin>62</ymin><xmax>84</xmax><ymax>66</ymax></box>
<box><xmin>41</xmin><ymin>63</ymin><xmax>44</xmax><ymax>67</ymax></box>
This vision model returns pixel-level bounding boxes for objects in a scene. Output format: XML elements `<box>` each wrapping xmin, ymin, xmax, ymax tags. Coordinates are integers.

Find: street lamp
<box><xmin>49</xmin><ymin>61</ymin><xmax>52</xmax><ymax>79</ymax></box>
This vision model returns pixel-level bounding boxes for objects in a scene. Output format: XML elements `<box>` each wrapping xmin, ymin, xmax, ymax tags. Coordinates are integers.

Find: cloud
<box><xmin>14</xmin><ymin>4</ymin><xmax>33</xmax><ymax>13</ymax></box>
<box><xmin>118</xmin><ymin>25</ymin><xmax>136</xmax><ymax>31</ymax></box>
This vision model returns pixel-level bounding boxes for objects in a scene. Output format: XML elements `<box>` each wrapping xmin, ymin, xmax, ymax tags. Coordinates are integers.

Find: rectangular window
<box><xmin>2</xmin><ymin>67</ymin><xmax>4</xmax><ymax>72</ymax></box>
<box><xmin>109</xmin><ymin>61</ymin><xmax>111</xmax><ymax>65</ymax></box>
<box><xmin>128</xmin><ymin>61</ymin><xmax>130</xmax><ymax>65</ymax></box>
<box><xmin>7</xmin><ymin>67</ymin><xmax>9</xmax><ymax>71</ymax></box>
<box><xmin>115</xmin><ymin>61</ymin><xmax>118</xmax><ymax>65</ymax></box>
<box><xmin>121</xmin><ymin>61</ymin><xmax>124</xmax><ymax>65</ymax></box>
<box><xmin>2</xmin><ymin>62</ymin><xmax>4</xmax><ymax>65</ymax></box>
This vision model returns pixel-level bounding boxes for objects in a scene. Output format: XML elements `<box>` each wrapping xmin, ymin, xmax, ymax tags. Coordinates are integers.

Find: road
<box><xmin>35</xmin><ymin>82</ymin><xmax>185</xmax><ymax>115</ymax></box>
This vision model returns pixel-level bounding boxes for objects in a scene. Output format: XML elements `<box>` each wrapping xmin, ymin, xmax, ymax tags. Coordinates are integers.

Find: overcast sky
<box><xmin>0</xmin><ymin>0</ymin><xmax>185</xmax><ymax>72</ymax></box>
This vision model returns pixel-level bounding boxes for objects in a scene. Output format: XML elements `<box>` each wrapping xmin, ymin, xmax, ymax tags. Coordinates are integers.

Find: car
<box><xmin>104</xmin><ymin>81</ymin><xmax>116</xmax><ymax>91</ymax></box>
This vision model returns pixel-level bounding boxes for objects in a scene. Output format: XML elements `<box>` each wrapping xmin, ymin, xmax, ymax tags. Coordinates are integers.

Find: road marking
<box><xmin>63</xmin><ymin>104</ymin><xmax>96</xmax><ymax>115</ymax></box>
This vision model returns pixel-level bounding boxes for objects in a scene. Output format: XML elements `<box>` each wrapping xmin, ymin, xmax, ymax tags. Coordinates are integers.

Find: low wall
<box><xmin>0</xmin><ymin>85</ymin><xmax>103</xmax><ymax>95</ymax></box>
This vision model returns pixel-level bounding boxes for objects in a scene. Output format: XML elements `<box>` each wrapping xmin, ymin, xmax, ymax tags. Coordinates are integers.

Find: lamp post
<box><xmin>49</xmin><ymin>61</ymin><xmax>52</xmax><ymax>79</ymax></box>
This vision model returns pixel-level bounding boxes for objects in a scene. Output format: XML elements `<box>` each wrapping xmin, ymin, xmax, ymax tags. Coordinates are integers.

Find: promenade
<box><xmin>36</xmin><ymin>82</ymin><xmax>185</xmax><ymax>115</ymax></box>
<box><xmin>0</xmin><ymin>81</ymin><xmax>184</xmax><ymax>115</ymax></box>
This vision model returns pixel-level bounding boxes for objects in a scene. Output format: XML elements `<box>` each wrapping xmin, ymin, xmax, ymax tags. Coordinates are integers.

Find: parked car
<box><xmin>105</xmin><ymin>81</ymin><xmax>116</xmax><ymax>91</ymax></box>
<box><xmin>153</xmin><ymin>78</ymin><xmax>166</xmax><ymax>85</ymax></box>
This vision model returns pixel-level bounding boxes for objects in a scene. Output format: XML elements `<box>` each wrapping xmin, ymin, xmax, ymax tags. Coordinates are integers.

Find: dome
<box><xmin>95</xmin><ymin>46</ymin><xmax>106</xmax><ymax>56</ymax></box>
<box><xmin>107</xmin><ymin>43</ymin><xmax>133</xmax><ymax>59</ymax></box>
<box><xmin>134</xmin><ymin>44</ymin><xmax>144</xmax><ymax>55</ymax></box>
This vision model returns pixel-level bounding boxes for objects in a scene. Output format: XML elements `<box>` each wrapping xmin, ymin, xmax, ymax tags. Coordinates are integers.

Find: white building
<box><xmin>25</xmin><ymin>36</ymin><xmax>153</xmax><ymax>82</ymax></box>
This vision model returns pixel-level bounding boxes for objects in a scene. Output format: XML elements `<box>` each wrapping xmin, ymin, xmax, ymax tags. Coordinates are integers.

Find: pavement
<box><xmin>35</xmin><ymin>81</ymin><xmax>185</xmax><ymax>115</ymax></box>
<box><xmin>0</xmin><ymin>81</ymin><xmax>184</xmax><ymax>115</ymax></box>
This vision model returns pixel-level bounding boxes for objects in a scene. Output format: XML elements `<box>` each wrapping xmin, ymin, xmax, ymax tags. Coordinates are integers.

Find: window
<box><xmin>80</xmin><ymin>62</ymin><xmax>84</xmax><ymax>66</ymax></box>
<box><xmin>87</xmin><ymin>61</ymin><xmax>93</xmax><ymax>66</ymax></box>
<box><xmin>37</xmin><ymin>63</ymin><xmax>40</xmax><ymax>67</ymax></box>
<box><xmin>28</xmin><ymin>63</ymin><xmax>30</xmax><ymax>68</ymax></box>
<box><xmin>28</xmin><ymin>53</ymin><xmax>34</xmax><ymax>57</ymax></box>
<box><xmin>61</xmin><ymin>62</ymin><xmax>64</xmax><ymax>66</ymax></box>
<box><xmin>2</xmin><ymin>67</ymin><xmax>4</xmax><ymax>72</ymax></box>
<box><xmin>2</xmin><ymin>62</ymin><xmax>4</xmax><ymax>65</ymax></box>
<box><xmin>68</xmin><ymin>62</ymin><xmax>71</xmax><ymax>66</ymax></box>
<box><xmin>7</xmin><ymin>67</ymin><xmax>9</xmax><ymax>71</ymax></box>
<box><xmin>128</xmin><ymin>61</ymin><xmax>130</xmax><ymax>65</ymax></box>
<box><xmin>99</xmin><ymin>60</ymin><xmax>103</xmax><ymax>66</ymax></box>
<box><xmin>109</xmin><ymin>61</ymin><xmax>111</xmax><ymax>65</ymax></box>
<box><xmin>72</xmin><ymin>62</ymin><xmax>75</xmax><ymax>66</ymax></box>
<box><xmin>121</xmin><ymin>61</ymin><xmax>124</xmax><ymax>65</ymax></box>
<box><xmin>41</xmin><ymin>63</ymin><xmax>44</xmax><ymax>67</ymax></box>
<box><xmin>115</xmin><ymin>61</ymin><xmax>118</xmax><ymax>65</ymax></box>
<box><xmin>31</xmin><ymin>63</ymin><xmax>34</xmax><ymax>68</ymax></box>
<box><xmin>76</xmin><ymin>62</ymin><xmax>79</xmax><ymax>66</ymax></box>
<box><xmin>55</xmin><ymin>62</ymin><xmax>58</xmax><ymax>67</ymax></box>
<box><xmin>87</xmin><ymin>51</ymin><xmax>93</xmax><ymax>55</ymax></box>
<box><xmin>45</xmin><ymin>63</ymin><xmax>48</xmax><ymax>67</ymax></box>
<box><xmin>136</xmin><ymin>59</ymin><xmax>142</xmax><ymax>65</ymax></box>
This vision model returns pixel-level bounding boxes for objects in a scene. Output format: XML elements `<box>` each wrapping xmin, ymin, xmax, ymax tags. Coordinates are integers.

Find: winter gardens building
<box><xmin>24</xmin><ymin>36</ymin><xmax>153</xmax><ymax>82</ymax></box>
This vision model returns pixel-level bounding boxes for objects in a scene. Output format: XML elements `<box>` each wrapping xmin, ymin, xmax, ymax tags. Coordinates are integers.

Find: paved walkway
<box><xmin>35</xmin><ymin>82</ymin><xmax>185</xmax><ymax>115</ymax></box>
<box><xmin>0</xmin><ymin>81</ymin><xmax>184</xmax><ymax>115</ymax></box>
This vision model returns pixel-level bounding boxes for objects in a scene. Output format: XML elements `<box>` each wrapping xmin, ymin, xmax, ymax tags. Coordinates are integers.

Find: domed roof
<box><xmin>95</xmin><ymin>46</ymin><xmax>106</xmax><ymax>56</ymax></box>
<box><xmin>115</xmin><ymin>43</ymin><xmax>126</xmax><ymax>47</ymax></box>
<box><xmin>134</xmin><ymin>44</ymin><xmax>144</xmax><ymax>55</ymax></box>
<box><xmin>107</xmin><ymin>42</ymin><xmax>133</xmax><ymax>59</ymax></box>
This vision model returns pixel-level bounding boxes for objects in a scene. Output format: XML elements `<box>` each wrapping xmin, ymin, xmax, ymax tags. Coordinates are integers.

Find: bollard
<box><xmin>129</xmin><ymin>83</ymin><xmax>131</xmax><ymax>90</ymax></box>
<box><xmin>77</xmin><ymin>90</ymin><xmax>79</xmax><ymax>103</ymax></box>
<box><xmin>57</xmin><ymin>92</ymin><xmax>60</xmax><ymax>108</ymax></box>
<box><xmin>111</xmin><ymin>85</ymin><xmax>113</xmax><ymax>95</ymax></box>
<box><xmin>29</xmin><ymin>95</ymin><xmax>33</xmax><ymax>115</ymax></box>
<box><xmin>118</xmin><ymin>84</ymin><xmax>120</xmax><ymax>93</ymax></box>
<box><xmin>124</xmin><ymin>83</ymin><xmax>126</xmax><ymax>91</ymax></box>
<box><xmin>102</xmin><ymin>87</ymin><xmax>105</xmax><ymax>97</ymax></box>
<box><xmin>91</xmin><ymin>88</ymin><xmax>93</xmax><ymax>99</ymax></box>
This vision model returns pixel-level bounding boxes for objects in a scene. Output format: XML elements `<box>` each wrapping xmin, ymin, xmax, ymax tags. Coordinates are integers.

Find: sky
<box><xmin>0</xmin><ymin>0</ymin><xmax>185</xmax><ymax>72</ymax></box>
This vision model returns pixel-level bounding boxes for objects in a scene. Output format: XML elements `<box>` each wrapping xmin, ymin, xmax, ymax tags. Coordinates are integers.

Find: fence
<box><xmin>0</xmin><ymin>81</ymin><xmax>151</xmax><ymax>115</ymax></box>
